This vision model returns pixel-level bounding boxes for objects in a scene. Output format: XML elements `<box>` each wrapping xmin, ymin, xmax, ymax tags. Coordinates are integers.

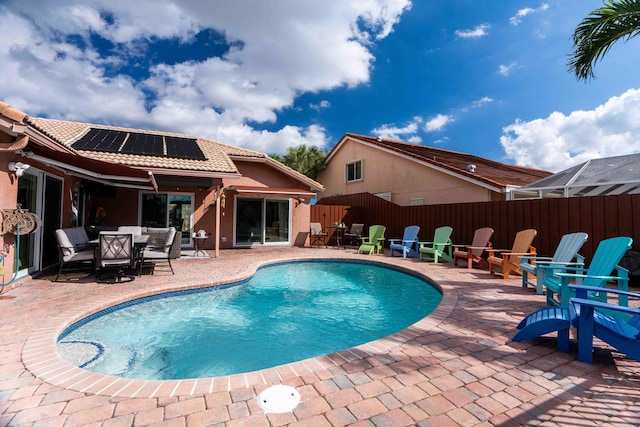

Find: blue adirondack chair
<box><xmin>514</xmin><ymin>285</ymin><xmax>640</xmax><ymax>363</ymax></box>
<box><xmin>519</xmin><ymin>232</ymin><xmax>588</xmax><ymax>295</ymax></box>
<box><xmin>418</xmin><ymin>226</ymin><xmax>453</xmax><ymax>263</ymax></box>
<box><xmin>389</xmin><ymin>225</ymin><xmax>421</xmax><ymax>258</ymax></box>
<box><xmin>571</xmin><ymin>285</ymin><xmax>640</xmax><ymax>363</ymax></box>
<box><xmin>544</xmin><ymin>236</ymin><xmax>632</xmax><ymax>308</ymax></box>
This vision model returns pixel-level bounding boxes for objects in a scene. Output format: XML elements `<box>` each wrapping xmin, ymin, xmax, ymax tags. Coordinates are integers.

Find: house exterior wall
<box><xmin>0</xmin><ymin>154</ymin><xmax>19</xmax><ymax>285</ymax></box>
<box><xmin>317</xmin><ymin>140</ymin><xmax>495</xmax><ymax>206</ymax></box>
<box><xmin>219</xmin><ymin>160</ymin><xmax>314</xmax><ymax>248</ymax></box>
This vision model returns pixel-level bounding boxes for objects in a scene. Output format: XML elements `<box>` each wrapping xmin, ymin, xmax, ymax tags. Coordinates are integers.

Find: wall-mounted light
<box><xmin>295</xmin><ymin>197</ymin><xmax>306</xmax><ymax>207</ymax></box>
<box><xmin>220</xmin><ymin>192</ymin><xmax>226</xmax><ymax>209</ymax></box>
<box><xmin>8</xmin><ymin>161</ymin><xmax>30</xmax><ymax>177</ymax></box>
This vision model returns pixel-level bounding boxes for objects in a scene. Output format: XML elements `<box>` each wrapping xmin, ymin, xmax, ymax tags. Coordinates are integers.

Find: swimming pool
<box><xmin>57</xmin><ymin>260</ymin><xmax>442</xmax><ymax>380</ymax></box>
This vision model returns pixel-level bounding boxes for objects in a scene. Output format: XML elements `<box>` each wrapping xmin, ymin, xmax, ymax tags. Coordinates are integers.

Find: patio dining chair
<box><xmin>309</xmin><ymin>222</ymin><xmax>328</xmax><ymax>247</ymax></box>
<box><xmin>96</xmin><ymin>232</ymin><xmax>136</xmax><ymax>283</ymax></box>
<box><xmin>142</xmin><ymin>227</ymin><xmax>177</xmax><ymax>275</ymax></box>
<box><xmin>343</xmin><ymin>223</ymin><xmax>364</xmax><ymax>247</ymax></box>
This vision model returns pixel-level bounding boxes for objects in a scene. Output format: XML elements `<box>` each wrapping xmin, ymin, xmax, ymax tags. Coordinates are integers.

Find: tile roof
<box><xmin>27</xmin><ymin>118</ymin><xmax>257</xmax><ymax>175</ymax></box>
<box><xmin>341</xmin><ymin>133</ymin><xmax>552</xmax><ymax>188</ymax></box>
<box><xmin>3</xmin><ymin>101</ymin><xmax>323</xmax><ymax>190</ymax></box>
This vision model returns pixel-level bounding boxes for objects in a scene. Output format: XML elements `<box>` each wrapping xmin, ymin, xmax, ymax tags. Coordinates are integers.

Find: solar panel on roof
<box><xmin>72</xmin><ymin>128</ymin><xmax>126</xmax><ymax>152</ymax></box>
<box><xmin>71</xmin><ymin>128</ymin><xmax>206</xmax><ymax>161</ymax></box>
<box><xmin>121</xmin><ymin>132</ymin><xmax>164</xmax><ymax>156</ymax></box>
<box><xmin>166</xmin><ymin>137</ymin><xmax>206</xmax><ymax>160</ymax></box>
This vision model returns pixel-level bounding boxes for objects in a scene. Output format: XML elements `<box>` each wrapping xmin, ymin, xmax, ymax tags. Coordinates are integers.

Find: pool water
<box><xmin>58</xmin><ymin>260</ymin><xmax>442</xmax><ymax>380</ymax></box>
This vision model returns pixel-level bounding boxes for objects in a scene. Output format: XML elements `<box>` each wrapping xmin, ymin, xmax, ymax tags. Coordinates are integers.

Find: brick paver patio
<box><xmin>1</xmin><ymin>247</ymin><xmax>639</xmax><ymax>426</ymax></box>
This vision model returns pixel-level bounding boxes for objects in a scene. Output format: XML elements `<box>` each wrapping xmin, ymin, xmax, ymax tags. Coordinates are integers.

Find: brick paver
<box><xmin>0</xmin><ymin>246</ymin><xmax>638</xmax><ymax>426</ymax></box>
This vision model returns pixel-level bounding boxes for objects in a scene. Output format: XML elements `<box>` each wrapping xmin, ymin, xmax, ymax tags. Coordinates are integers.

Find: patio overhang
<box><xmin>18</xmin><ymin>149</ymin><xmax>158</xmax><ymax>191</ymax></box>
<box><xmin>227</xmin><ymin>185</ymin><xmax>317</xmax><ymax>197</ymax></box>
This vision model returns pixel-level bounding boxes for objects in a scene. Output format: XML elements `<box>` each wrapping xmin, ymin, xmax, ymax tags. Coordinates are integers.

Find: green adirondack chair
<box><xmin>544</xmin><ymin>236</ymin><xmax>633</xmax><ymax>309</ymax></box>
<box><xmin>419</xmin><ymin>226</ymin><xmax>453</xmax><ymax>262</ymax></box>
<box><xmin>357</xmin><ymin>225</ymin><xmax>386</xmax><ymax>255</ymax></box>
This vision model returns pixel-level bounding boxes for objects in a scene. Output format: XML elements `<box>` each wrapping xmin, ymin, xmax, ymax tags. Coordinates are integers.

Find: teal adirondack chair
<box><xmin>544</xmin><ymin>236</ymin><xmax>633</xmax><ymax>309</ymax></box>
<box><xmin>358</xmin><ymin>225</ymin><xmax>386</xmax><ymax>255</ymax></box>
<box><xmin>419</xmin><ymin>226</ymin><xmax>453</xmax><ymax>262</ymax></box>
<box><xmin>389</xmin><ymin>225</ymin><xmax>420</xmax><ymax>258</ymax></box>
<box><xmin>519</xmin><ymin>232</ymin><xmax>588</xmax><ymax>295</ymax></box>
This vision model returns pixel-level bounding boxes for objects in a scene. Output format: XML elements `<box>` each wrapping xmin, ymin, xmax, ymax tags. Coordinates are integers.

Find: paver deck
<box><xmin>1</xmin><ymin>246</ymin><xmax>639</xmax><ymax>426</ymax></box>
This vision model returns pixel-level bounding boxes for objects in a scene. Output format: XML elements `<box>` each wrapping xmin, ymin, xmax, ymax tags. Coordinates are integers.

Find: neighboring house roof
<box><xmin>25</xmin><ymin>117</ymin><xmax>323</xmax><ymax>191</ymax></box>
<box><xmin>511</xmin><ymin>153</ymin><xmax>640</xmax><ymax>199</ymax></box>
<box><xmin>326</xmin><ymin>133</ymin><xmax>551</xmax><ymax>191</ymax></box>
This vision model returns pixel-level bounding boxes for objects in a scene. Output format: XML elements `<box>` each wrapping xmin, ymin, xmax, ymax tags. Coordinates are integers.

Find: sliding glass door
<box><xmin>15</xmin><ymin>169</ymin><xmax>63</xmax><ymax>276</ymax></box>
<box><xmin>235</xmin><ymin>198</ymin><xmax>290</xmax><ymax>245</ymax></box>
<box><xmin>140</xmin><ymin>192</ymin><xmax>193</xmax><ymax>246</ymax></box>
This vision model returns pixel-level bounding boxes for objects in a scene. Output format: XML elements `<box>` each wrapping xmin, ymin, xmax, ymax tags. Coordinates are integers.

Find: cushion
<box><xmin>163</xmin><ymin>228</ymin><xmax>177</xmax><ymax>252</ymax></box>
<box><xmin>56</xmin><ymin>227</ymin><xmax>90</xmax><ymax>257</ymax></box>
<box><xmin>118</xmin><ymin>226</ymin><xmax>142</xmax><ymax>235</ymax></box>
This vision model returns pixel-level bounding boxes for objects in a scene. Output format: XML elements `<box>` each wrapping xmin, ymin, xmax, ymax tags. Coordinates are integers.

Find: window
<box><xmin>409</xmin><ymin>198</ymin><xmax>424</xmax><ymax>206</ymax></box>
<box><xmin>345</xmin><ymin>160</ymin><xmax>363</xmax><ymax>182</ymax></box>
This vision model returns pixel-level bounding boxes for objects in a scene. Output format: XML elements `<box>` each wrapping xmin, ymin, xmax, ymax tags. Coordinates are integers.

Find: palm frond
<box><xmin>568</xmin><ymin>0</ymin><xmax>640</xmax><ymax>81</ymax></box>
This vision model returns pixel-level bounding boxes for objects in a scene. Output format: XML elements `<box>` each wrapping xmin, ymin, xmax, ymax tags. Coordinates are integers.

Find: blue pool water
<box><xmin>57</xmin><ymin>260</ymin><xmax>442</xmax><ymax>380</ymax></box>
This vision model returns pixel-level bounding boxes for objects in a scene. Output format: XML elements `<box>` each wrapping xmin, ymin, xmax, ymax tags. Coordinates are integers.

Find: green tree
<box><xmin>569</xmin><ymin>0</ymin><xmax>640</xmax><ymax>81</ymax></box>
<box><xmin>278</xmin><ymin>145</ymin><xmax>325</xmax><ymax>180</ymax></box>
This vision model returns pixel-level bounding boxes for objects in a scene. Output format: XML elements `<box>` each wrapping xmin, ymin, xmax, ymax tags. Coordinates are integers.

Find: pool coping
<box><xmin>21</xmin><ymin>256</ymin><xmax>458</xmax><ymax>398</ymax></box>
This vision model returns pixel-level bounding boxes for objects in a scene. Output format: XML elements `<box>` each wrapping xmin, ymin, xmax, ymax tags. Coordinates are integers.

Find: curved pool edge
<box><xmin>22</xmin><ymin>254</ymin><xmax>458</xmax><ymax>398</ymax></box>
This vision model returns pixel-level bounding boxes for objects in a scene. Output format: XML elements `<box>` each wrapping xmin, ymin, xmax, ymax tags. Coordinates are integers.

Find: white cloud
<box><xmin>471</xmin><ymin>97</ymin><xmax>493</xmax><ymax>108</ymax></box>
<box><xmin>425</xmin><ymin>114</ymin><xmax>453</xmax><ymax>132</ymax></box>
<box><xmin>309</xmin><ymin>100</ymin><xmax>331</xmax><ymax>111</ymax></box>
<box><xmin>500</xmin><ymin>88</ymin><xmax>640</xmax><ymax>172</ymax></box>
<box><xmin>498</xmin><ymin>62</ymin><xmax>518</xmax><ymax>76</ymax></box>
<box><xmin>455</xmin><ymin>24</ymin><xmax>490</xmax><ymax>39</ymax></box>
<box><xmin>371</xmin><ymin>116</ymin><xmax>423</xmax><ymax>142</ymax></box>
<box><xmin>510</xmin><ymin>3</ymin><xmax>549</xmax><ymax>26</ymax></box>
<box><xmin>0</xmin><ymin>0</ymin><xmax>411</xmax><ymax>154</ymax></box>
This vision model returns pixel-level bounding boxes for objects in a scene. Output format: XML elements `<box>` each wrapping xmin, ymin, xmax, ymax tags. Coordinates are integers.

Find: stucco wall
<box><xmin>219</xmin><ymin>160</ymin><xmax>315</xmax><ymax>248</ymax></box>
<box><xmin>317</xmin><ymin>140</ymin><xmax>493</xmax><ymax>205</ymax></box>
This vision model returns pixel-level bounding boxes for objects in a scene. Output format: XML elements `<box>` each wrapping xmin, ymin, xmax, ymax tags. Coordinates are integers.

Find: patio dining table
<box><xmin>88</xmin><ymin>234</ymin><xmax>150</xmax><ymax>275</ymax></box>
<box><xmin>327</xmin><ymin>225</ymin><xmax>349</xmax><ymax>249</ymax></box>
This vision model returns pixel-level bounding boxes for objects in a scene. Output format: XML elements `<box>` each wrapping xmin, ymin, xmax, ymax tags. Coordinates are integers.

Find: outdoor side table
<box><xmin>192</xmin><ymin>236</ymin><xmax>209</xmax><ymax>257</ymax></box>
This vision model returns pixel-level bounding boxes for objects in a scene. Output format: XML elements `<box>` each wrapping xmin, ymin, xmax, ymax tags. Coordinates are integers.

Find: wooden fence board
<box><xmin>313</xmin><ymin>192</ymin><xmax>638</xmax><ymax>263</ymax></box>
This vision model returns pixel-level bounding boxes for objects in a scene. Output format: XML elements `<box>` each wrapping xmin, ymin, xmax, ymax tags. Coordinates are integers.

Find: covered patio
<box><xmin>1</xmin><ymin>247</ymin><xmax>638</xmax><ymax>426</ymax></box>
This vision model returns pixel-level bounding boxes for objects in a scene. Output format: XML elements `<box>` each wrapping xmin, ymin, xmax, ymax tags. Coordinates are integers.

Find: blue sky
<box><xmin>1</xmin><ymin>0</ymin><xmax>639</xmax><ymax>172</ymax></box>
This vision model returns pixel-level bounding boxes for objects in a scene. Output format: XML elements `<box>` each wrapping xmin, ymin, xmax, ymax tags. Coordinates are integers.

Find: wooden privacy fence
<box><xmin>311</xmin><ymin>192</ymin><xmax>640</xmax><ymax>263</ymax></box>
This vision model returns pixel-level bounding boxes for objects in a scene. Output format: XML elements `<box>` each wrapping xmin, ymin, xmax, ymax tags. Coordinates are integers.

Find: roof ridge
<box><xmin>31</xmin><ymin>117</ymin><xmax>200</xmax><ymax>139</ymax></box>
<box><xmin>347</xmin><ymin>132</ymin><xmax>549</xmax><ymax>174</ymax></box>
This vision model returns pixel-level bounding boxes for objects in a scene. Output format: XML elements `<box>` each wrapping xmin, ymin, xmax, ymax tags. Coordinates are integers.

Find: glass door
<box><xmin>140</xmin><ymin>193</ymin><xmax>167</xmax><ymax>228</ymax></box>
<box><xmin>169</xmin><ymin>194</ymin><xmax>192</xmax><ymax>245</ymax></box>
<box><xmin>235</xmin><ymin>198</ymin><xmax>290</xmax><ymax>245</ymax></box>
<box><xmin>265</xmin><ymin>200</ymin><xmax>289</xmax><ymax>243</ymax></box>
<box><xmin>16</xmin><ymin>173</ymin><xmax>39</xmax><ymax>274</ymax></box>
<box><xmin>140</xmin><ymin>192</ymin><xmax>193</xmax><ymax>246</ymax></box>
<box><xmin>16</xmin><ymin>169</ymin><xmax>63</xmax><ymax>275</ymax></box>
<box><xmin>235</xmin><ymin>198</ymin><xmax>263</xmax><ymax>245</ymax></box>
